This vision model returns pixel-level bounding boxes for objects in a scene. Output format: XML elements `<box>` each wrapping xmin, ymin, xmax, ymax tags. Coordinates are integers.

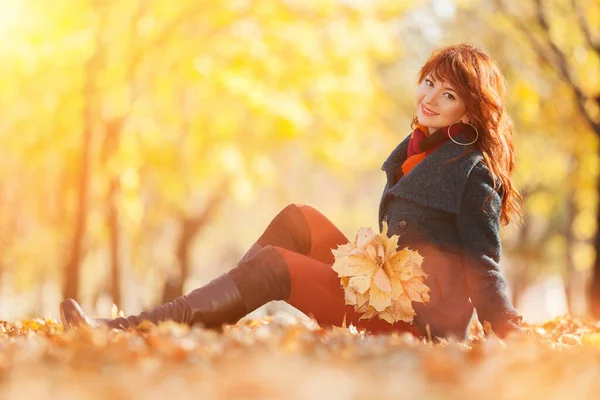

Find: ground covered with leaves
<box><xmin>0</xmin><ymin>315</ymin><xmax>599</xmax><ymax>399</ymax></box>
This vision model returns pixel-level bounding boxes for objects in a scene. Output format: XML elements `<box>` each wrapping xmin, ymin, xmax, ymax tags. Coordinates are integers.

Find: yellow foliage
<box><xmin>573</xmin><ymin>209</ymin><xmax>597</xmax><ymax>241</ymax></box>
<box><xmin>572</xmin><ymin>242</ymin><xmax>595</xmax><ymax>272</ymax></box>
<box><xmin>2</xmin><ymin>0</ymin><xmax>419</xmax><ymax>289</ymax></box>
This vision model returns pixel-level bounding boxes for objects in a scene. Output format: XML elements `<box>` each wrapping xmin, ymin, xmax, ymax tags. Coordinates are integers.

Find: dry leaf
<box><xmin>331</xmin><ymin>221</ymin><xmax>429</xmax><ymax>323</ymax></box>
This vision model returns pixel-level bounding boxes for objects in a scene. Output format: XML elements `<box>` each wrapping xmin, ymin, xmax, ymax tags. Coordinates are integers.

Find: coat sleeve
<box><xmin>457</xmin><ymin>162</ymin><xmax>522</xmax><ymax>338</ymax></box>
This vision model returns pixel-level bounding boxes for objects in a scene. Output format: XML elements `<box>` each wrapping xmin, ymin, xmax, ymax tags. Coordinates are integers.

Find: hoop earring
<box><xmin>448</xmin><ymin>121</ymin><xmax>479</xmax><ymax>146</ymax></box>
<box><xmin>410</xmin><ymin>105</ymin><xmax>417</xmax><ymax>128</ymax></box>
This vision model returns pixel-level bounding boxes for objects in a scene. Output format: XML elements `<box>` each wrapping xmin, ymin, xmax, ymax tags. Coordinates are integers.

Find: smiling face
<box><xmin>415</xmin><ymin>74</ymin><xmax>468</xmax><ymax>134</ymax></box>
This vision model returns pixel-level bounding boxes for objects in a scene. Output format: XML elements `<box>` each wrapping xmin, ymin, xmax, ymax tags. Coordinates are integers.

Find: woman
<box><xmin>61</xmin><ymin>43</ymin><xmax>523</xmax><ymax>340</ymax></box>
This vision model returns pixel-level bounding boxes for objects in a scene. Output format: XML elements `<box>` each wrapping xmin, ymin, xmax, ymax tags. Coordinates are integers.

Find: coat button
<box><xmin>398</xmin><ymin>218</ymin><xmax>408</xmax><ymax>229</ymax></box>
<box><xmin>383</xmin><ymin>213</ymin><xmax>389</xmax><ymax>222</ymax></box>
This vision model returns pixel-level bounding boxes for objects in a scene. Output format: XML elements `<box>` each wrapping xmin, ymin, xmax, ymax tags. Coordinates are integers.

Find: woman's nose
<box><xmin>424</xmin><ymin>94</ymin><xmax>438</xmax><ymax>106</ymax></box>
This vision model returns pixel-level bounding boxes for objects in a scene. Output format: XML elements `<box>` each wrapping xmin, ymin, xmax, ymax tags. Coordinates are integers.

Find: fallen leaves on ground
<box><xmin>0</xmin><ymin>315</ymin><xmax>599</xmax><ymax>399</ymax></box>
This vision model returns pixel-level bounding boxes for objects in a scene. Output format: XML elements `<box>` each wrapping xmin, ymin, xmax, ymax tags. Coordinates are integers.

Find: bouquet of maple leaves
<box><xmin>331</xmin><ymin>221</ymin><xmax>430</xmax><ymax>324</ymax></box>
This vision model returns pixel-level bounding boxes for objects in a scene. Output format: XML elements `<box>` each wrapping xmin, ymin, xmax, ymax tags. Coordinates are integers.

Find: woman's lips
<box><xmin>421</xmin><ymin>103</ymin><xmax>439</xmax><ymax>117</ymax></box>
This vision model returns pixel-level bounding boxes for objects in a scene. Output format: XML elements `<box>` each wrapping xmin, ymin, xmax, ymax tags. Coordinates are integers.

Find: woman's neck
<box><xmin>415</xmin><ymin>123</ymin><xmax>442</xmax><ymax>136</ymax></box>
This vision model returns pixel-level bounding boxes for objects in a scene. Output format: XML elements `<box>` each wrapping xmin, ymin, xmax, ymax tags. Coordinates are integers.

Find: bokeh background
<box><xmin>0</xmin><ymin>0</ymin><xmax>599</xmax><ymax>324</ymax></box>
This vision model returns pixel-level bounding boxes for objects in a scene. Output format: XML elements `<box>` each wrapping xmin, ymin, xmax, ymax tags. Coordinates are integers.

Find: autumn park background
<box><xmin>0</xmin><ymin>0</ymin><xmax>600</xmax><ymax>398</ymax></box>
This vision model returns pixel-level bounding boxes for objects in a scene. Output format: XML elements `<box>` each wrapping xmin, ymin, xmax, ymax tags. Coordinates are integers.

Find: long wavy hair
<box><xmin>413</xmin><ymin>43</ymin><xmax>522</xmax><ymax>226</ymax></box>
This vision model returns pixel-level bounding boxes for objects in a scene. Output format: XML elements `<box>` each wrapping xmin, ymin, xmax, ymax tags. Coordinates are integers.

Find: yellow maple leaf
<box><xmin>356</xmin><ymin>293</ymin><xmax>370</xmax><ymax>311</ymax></box>
<box><xmin>359</xmin><ymin>306</ymin><xmax>379</xmax><ymax>321</ymax></box>
<box><xmin>348</xmin><ymin>275</ymin><xmax>372</xmax><ymax>294</ymax></box>
<box><xmin>331</xmin><ymin>253</ymin><xmax>378</xmax><ymax>277</ymax></box>
<box><xmin>370</xmin><ymin>285</ymin><xmax>392</xmax><ymax>312</ymax></box>
<box><xmin>331</xmin><ymin>221</ymin><xmax>429</xmax><ymax>324</ymax></box>
<box><xmin>378</xmin><ymin>310</ymin><xmax>396</xmax><ymax>324</ymax></box>
<box><xmin>355</xmin><ymin>227</ymin><xmax>377</xmax><ymax>250</ymax></box>
<box><xmin>373</xmin><ymin>268</ymin><xmax>392</xmax><ymax>293</ymax></box>
<box><xmin>404</xmin><ymin>277</ymin><xmax>430</xmax><ymax>302</ymax></box>
<box><xmin>389</xmin><ymin>276</ymin><xmax>406</xmax><ymax>299</ymax></box>
<box><xmin>344</xmin><ymin>288</ymin><xmax>358</xmax><ymax>305</ymax></box>
<box><xmin>22</xmin><ymin>319</ymin><xmax>41</xmax><ymax>332</ymax></box>
<box><xmin>391</xmin><ymin>293</ymin><xmax>416</xmax><ymax>322</ymax></box>
<box><xmin>331</xmin><ymin>243</ymin><xmax>355</xmax><ymax>259</ymax></box>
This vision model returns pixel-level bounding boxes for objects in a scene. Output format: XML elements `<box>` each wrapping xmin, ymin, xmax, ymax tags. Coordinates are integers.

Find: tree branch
<box><xmin>180</xmin><ymin>179</ymin><xmax>229</xmax><ymax>242</ymax></box>
<box><xmin>532</xmin><ymin>0</ymin><xmax>576</xmax><ymax>87</ymax></box>
<box><xmin>532</xmin><ymin>0</ymin><xmax>600</xmax><ymax>131</ymax></box>
<box><xmin>572</xmin><ymin>0</ymin><xmax>600</xmax><ymax>54</ymax></box>
<box><xmin>499</xmin><ymin>7</ymin><xmax>561</xmax><ymax>75</ymax></box>
<box><xmin>497</xmin><ymin>0</ymin><xmax>600</xmax><ymax>132</ymax></box>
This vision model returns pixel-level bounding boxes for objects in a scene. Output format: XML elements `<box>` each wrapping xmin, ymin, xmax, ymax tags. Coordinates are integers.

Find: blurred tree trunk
<box><xmin>104</xmin><ymin>118</ymin><xmax>125</xmax><ymax>308</ymax></box>
<box><xmin>161</xmin><ymin>187</ymin><xmax>227</xmax><ymax>303</ymax></box>
<box><xmin>564</xmin><ymin>165</ymin><xmax>577</xmax><ymax>313</ymax></box>
<box><xmin>108</xmin><ymin>178</ymin><xmax>122</xmax><ymax>307</ymax></box>
<box><xmin>593</xmin><ymin>165</ymin><xmax>600</xmax><ymax>315</ymax></box>
<box><xmin>102</xmin><ymin>0</ymin><xmax>147</xmax><ymax>309</ymax></box>
<box><xmin>510</xmin><ymin>217</ymin><xmax>530</xmax><ymax>308</ymax></box>
<box><xmin>104</xmin><ymin>0</ymin><xmax>207</xmax><ymax>307</ymax></box>
<box><xmin>0</xmin><ymin>185</ymin><xmax>5</xmax><ymax>297</ymax></box>
<box><xmin>498</xmin><ymin>0</ymin><xmax>600</xmax><ymax>316</ymax></box>
<box><xmin>506</xmin><ymin>186</ymin><xmax>558</xmax><ymax>308</ymax></box>
<box><xmin>63</xmin><ymin>4</ymin><xmax>106</xmax><ymax>301</ymax></box>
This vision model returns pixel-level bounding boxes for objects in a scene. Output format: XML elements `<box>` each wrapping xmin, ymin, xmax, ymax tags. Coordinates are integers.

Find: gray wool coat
<box><xmin>378</xmin><ymin>130</ymin><xmax>521</xmax><ymax>339</ymax></box>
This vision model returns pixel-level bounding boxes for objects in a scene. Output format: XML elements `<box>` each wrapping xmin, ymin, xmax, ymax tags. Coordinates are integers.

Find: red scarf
<box><xmin>394</xmin><ymin>123</ymin><xmax>470</xmax><ymax>184</ymax></box>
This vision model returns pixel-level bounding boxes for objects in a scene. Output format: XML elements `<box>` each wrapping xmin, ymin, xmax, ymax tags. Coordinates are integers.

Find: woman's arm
<box><xmin>457</xmin><ymin>162</ymin><xmax>522</xmax><ymax>338</ymax></box>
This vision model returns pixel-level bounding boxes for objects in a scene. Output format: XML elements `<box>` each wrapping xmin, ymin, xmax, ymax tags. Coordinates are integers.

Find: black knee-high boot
<box><xmin>60</xmin><ymin>245</ymin><xmax>291</xmax><ymax>331</ymax></box>
<box><xmin>61</xmin><ymin>273</ymin><xmax>247</xmax><ymax>330</ymax></box>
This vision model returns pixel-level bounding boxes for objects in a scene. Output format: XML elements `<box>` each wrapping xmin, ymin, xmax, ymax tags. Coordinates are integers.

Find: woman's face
<box><xmin>415</xmin><ymin>74</ymin><xmax>467</xmax><ymax>134</ymax></box>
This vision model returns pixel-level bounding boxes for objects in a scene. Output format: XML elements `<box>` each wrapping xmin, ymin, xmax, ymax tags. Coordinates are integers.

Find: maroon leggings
<box><xmin>254</xmin><ymin>204</ymin><xmax>419</xmax><ymax>336</ymax></box>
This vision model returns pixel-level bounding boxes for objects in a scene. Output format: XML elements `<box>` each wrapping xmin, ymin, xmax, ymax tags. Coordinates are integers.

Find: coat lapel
<box><xmin>380</xmin><ymin>133</ymin><xmax>411</xmax><ymax>186</ymax></box>
<box><xmin>380</xmin><ymin>131</ymin><xmax>483</xmax><ymax>214</ymax></box>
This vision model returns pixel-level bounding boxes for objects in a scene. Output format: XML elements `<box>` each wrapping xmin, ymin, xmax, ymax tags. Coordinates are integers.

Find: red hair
<box><xmin>414</xmin><ymin>44</ymin><xmax>522</xmax><ymax>226</ymax></box>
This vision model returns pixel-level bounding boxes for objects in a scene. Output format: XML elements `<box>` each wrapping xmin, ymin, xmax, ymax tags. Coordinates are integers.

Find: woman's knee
<box><xmin>286</xmin><ymin>203</ymin><xmax>323</xmax><ymax>221</ymax></box>
<box><xmin>281</xmin><ymin>203</ymin><xmax>314</xmax><ymax>217</ymax></box>
<box><xmin>272</xmin><ymin>203</ymin><xmax>301</xmax><ymax>222</ymax></box>
<box><xmin>256</xmin><ymin>204</ymin><xmax>311</xmax><ymax>254</ymax></box>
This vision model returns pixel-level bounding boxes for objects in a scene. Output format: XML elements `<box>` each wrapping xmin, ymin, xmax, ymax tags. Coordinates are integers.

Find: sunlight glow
<box><xmin>0</xmin><ymin>1</ymin><xmax>24</xmax><ymax>38</ymax></box>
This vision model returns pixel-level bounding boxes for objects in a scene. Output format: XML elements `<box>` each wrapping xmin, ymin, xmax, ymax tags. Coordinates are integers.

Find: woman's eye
<box><xmin>444</xmin><ymin>93</ymin><xmax>455</xmax><ymax>100</ymax></box>
<box><xmin>425</xmin><ymin>79</ymin><xmax>434</xmax><ymax>87</ymax></box>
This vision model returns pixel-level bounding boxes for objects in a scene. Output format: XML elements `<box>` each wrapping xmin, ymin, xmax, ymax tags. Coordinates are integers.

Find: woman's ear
<box><xmin>461</xmin><ymin>115</ymin><xmax>470</xmax><ymax>124</ymax></box>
